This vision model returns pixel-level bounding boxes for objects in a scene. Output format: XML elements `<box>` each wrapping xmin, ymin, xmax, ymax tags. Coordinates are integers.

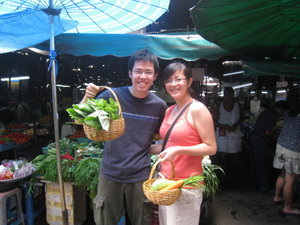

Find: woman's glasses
<box><xmin>164</xmin><ymin>78</ymin><xmax>187</xmax><ymax>86</ymax></box>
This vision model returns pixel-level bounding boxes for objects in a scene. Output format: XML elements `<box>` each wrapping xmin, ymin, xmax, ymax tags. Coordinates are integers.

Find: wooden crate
<box><xmin>45</xmin><ymin>182</ymin><xmax>86</xmax><ymax>225</ymax></box>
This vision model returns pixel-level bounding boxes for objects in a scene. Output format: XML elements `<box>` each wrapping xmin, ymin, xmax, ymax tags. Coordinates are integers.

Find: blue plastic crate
<box><xmin>76</xmin><ymin>137</ymin><xmax>92</xmax><ymax>143</ymax></box>
<box><xmin>0</xmin><ymin>142</ymin><xmax>15</xmax><ymax>152</ymax></box>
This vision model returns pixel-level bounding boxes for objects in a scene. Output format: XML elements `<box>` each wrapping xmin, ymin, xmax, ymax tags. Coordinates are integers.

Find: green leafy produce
<box><xmin>29</xmin><ymin>139</ymin><xmax>103</xmax><ymax>200</ymax></box>
<box><xmin>74</xmin><ymin>157</ymin><xmax>101</xmax><ymax>199</ymax></box>
<box><xmin>202</xmin><ymin>156</ymin><xmax>224</xmax><ymax>199</ymax></box>
<box><xmin>66</xmin><ymin>98</ymin><xmax>120</xmax><ymax>130</ymax></box>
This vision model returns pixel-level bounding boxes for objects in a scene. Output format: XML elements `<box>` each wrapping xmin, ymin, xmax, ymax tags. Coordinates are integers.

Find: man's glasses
<box><xmin>132</xmin><ymin>70</ymin><xmax>155</xmax><ymax>76</ymax></box>
<box><xmin>164</xmin><ymin>78</ymin><xmax>187</xmax><ymax>86</ymax></box>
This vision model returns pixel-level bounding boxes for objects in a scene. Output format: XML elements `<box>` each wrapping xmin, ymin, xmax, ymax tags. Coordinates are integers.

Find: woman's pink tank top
<box><xmin>159</xmin><ymin>104</ymin><xmax>203</xmax><ymax>179</ymax></box>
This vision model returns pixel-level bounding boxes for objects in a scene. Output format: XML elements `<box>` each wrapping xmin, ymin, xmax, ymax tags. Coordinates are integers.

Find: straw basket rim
<box><xmin>83</xmin><ymin>86</ymin><xmax>125</xmax><ymax>142</ymax></box>
<box><xmin>143</xmin><ymin>158</ymin><xmax>181</xmax><ymax>206</ymax></box>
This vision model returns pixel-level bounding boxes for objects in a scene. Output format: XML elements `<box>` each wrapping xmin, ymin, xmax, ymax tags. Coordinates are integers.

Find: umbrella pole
<box><xmin>49</xmin><ymin>12</ymin><xmax>69</xmax><ymax>225</ymax></box>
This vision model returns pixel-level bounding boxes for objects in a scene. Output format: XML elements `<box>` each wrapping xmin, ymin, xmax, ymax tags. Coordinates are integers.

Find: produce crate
<box><xmin>45</xmin><ymin>182</ymin><xmax>86</xmax><ymax>225</ymax></box>
<box><xmin>0</xmin><ymin>142</ymin><xmax>15</xmax><ymax>153</ymax></box>
<box><xmin>76</xmin><ymin>137</ymin><xmax>92</xmax><ymax>143</ymax></box>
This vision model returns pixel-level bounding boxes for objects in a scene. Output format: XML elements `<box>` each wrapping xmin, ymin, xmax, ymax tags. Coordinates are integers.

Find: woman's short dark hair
<box><xmin>128</xmin><ymin>49</ymin><xmax>159</xmax><ymax>73</ymax></box>
<box><xmin>162</xmin><ymin>61</ymin><xmax>191</xmax><ymax>82</ymax></box>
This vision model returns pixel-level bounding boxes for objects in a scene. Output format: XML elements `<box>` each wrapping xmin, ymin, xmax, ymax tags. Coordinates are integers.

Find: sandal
<box><xmin>283</xmin><ymin>208</ymin><xmax>300</xmax><ymax>215</ymax></box>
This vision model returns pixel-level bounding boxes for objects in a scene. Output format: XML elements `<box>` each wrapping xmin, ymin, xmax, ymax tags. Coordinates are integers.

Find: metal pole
<box><xmin>49</xmin><ymin>0</ymin><xmax>68</xmax><ymax>224</ymax></box>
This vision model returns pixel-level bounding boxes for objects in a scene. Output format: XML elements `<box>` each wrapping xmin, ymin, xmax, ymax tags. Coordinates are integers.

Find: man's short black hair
<box><xmin>128</xmin><ymin>49</ymin><xmax>159</xmax><ymax>73</ymax></box>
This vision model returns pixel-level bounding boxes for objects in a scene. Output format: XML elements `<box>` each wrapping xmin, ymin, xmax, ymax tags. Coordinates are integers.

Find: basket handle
<box><xmin>99</xmin><ymin>86</ymin><xmax>122</xmax><ymax>117</ymax></box>
<box><xmin>149</xmin><ymin>158</ymin><xmax>176</xmax><ymax>180</ymax></box>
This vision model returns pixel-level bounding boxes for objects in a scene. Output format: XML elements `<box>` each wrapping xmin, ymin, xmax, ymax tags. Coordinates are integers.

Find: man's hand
<box><xmin>81</xmin><ymin>83</ymin><xmax>103</xmax><ymax>103</ymax></box>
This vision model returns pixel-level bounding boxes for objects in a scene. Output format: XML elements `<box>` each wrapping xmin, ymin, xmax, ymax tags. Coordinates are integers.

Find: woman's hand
<box><xmin>159</xmin><ymin>146</ymin><xmax>179</xmax><ymax>162</ymax></box>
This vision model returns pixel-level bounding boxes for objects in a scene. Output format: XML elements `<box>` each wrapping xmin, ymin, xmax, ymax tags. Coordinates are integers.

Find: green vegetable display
<box><xmin>30</xmin><ymin>139</ymin><xmax>103</xmax><ymax>200</ymax></box>
<box><xmin>67</xmin><ymin>98</ymin><xmax>120</xmax><ymax>130</ymax></box>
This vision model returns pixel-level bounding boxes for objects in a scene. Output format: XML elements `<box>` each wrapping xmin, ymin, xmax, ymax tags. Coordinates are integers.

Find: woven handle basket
<box><xmin>143</xmin><ymin>158</ymin><xmax>181</xmax><ymax>206</ymax></box>
<box><xmin>83</xmin><ymin>86</ymin><xmax>125</xmax><ymax>142</ymax></box>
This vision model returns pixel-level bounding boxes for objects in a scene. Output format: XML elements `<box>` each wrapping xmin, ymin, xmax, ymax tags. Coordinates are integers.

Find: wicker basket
<box><xmin>143</xmin><ymin>159</ymin><xmax>181</xmax><ymax>206</ymax></box>
<box><xmin>83</xmin><ymin>86</ymin><xmax>125</xmax><ymax>142</ymax></box>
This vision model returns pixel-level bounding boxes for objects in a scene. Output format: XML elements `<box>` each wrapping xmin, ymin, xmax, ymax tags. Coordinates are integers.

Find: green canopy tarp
<box><xmin>243</xmin><ymin>60</ymin><xmax>300</xmax><ymax>78</ymax></box>
<box><xmin>30</xmin><ymin>32</ymin><xmax>229</xmax><ymax>61</ymax></box>
<box><xmin>191</xmin><ymin>0</ymin><xmax>300</xmax><ymax>59</ymax></box>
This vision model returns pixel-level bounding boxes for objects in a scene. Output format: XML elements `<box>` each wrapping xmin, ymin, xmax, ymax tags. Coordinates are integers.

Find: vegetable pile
<box><xmin>149</xmin><ymin>155</ymin><xmax>223</xmax><ymax>199</ymax></box>
<box><xmin>66</xmin><ymin>98</ymin><xmax>120</xmax><ymax>130</ymax></box>
<box><xmin>30</xmin><ymin>139</ymin><xmax>103</xmax><ymax>199</ymax></box>
<box><xmin>151</xmin><ymin>175</ymin><xmax>204</xmax><ymax>191</ymax></box>
<box><xmin>0</xmin><ymin>160</ymin><xmax>35</xmax><ymax>180</ymax></box>
<box><xmin>0</xmin><ymin>132</ymin><xmax>32</xmax><ymax>144</ymax></box>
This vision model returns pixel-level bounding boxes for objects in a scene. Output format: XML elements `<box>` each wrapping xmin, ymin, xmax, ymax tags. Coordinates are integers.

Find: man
<box><xmin>82</xmin><ymin>50</ymin><xmax>167</xmax><ymax>225</ymax></box>
<box><xmin>250</xmin><ymin>100</ymin><xmax>288</xmax><ymax>192</ymax></box>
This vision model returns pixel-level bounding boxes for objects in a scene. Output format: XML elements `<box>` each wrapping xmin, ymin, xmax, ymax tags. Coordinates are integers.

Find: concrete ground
<box><xmin>200</xmin><ymin>188</ymin><xmax>300</xmax><ymax>225</ymax></box>
<box><xmin>35</xmin><ymin>187</ymin><xmax>299</xmax><ymax>225</ymax></box>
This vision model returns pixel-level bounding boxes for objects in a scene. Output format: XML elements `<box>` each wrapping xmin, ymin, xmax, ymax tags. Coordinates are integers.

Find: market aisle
<box><xmin>201</xmin><ymin>188</ymin><xmax>300</xmax><ymax>225</ymax></box>
<box><xmin>35</xmin><ymin>184</ymin><xmax>300</xmax><ymax>225</ymax></box>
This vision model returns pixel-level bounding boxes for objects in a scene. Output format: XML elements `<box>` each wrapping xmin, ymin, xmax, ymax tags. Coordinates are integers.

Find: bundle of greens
<box><xmin>202</xmin><ymin>156</ymin><xmax>224</xmax><ymax>199</ymax></box>
<box><xmin>74</xmin><ymin>157</ymin><xmax>101</xmax><ymax>199</ymax></box>
<box><xmin>30</xmin><ymin>153</ymin><xmax>101</xmax><ymax>200</ymax></box>
<box><xmin>29</xmin><ymin>139</ymin><xmax>103</xmax><ymax>199</ymax></box>
<box><xmin>66</xmin><ymin>98</ymin><xmax>120</xmax><ymax>130</ymax></box>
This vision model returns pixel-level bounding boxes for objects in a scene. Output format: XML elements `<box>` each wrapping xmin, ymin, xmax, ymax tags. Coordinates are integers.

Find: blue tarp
<box><xmin>31</xmin><ymin>33</ymin><xmax>229</xmax><ymax>61</ymax></box>
<box><xmin>0</xmin><ymin>9</ymin><xmax>229</xmax><ymax>61</ymax></box>
<box><xmin>0</xmin><ymin>9</ymin><xmax>77</xmax><ymax>53</ymax></box>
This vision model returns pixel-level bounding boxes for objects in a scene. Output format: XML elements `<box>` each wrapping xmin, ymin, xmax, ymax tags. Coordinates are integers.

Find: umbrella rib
<box><xmin>59</xmin><ymin>0</ymin><xmax>80</xmax><ymax>33</ymax></box>
<box><xmin>0</xmin><ymin>0</ymin><xmax>49</xmax><ymax>11</ymax></box>
<box><xmin>102</xmin><ymin>0</ymin><xmax>154</xmax><ymax>22</ymax></box>
<box><xmin>82</xmin><ymin>0</ymin><xmax>134</xmax><ymax>32</ymax></box>
<box><xmin>132</xmin><ymin>0</ymin><xmax>169</xmax><ymax>11</ymax></box>
<box><xmin>70</xmin><ymin>0</ymin><xmax>107</xmax><ymax>33</ymax></box>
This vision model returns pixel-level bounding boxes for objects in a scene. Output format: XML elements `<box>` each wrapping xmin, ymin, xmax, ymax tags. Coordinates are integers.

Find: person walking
<box><xmin>150</xmin><ymin>61</ymin><xmax>217</xmax><ymax>225</ymax></box>
<box><xmin>250</xmin><ymin>101</ymin><xmax>288</xmax><ymax>193</ymax></box>
<box><xmin>273</xmin><ymin>86</ymin><xmax>300</xmax><ymax>215</ymax></box>
<box><xmin>82</xmin><ymin>50</ymin><xmax>167</xmax><ymax>225</ymax></box>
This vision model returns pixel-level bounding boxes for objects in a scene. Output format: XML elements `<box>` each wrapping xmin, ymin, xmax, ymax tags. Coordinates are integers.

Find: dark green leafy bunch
<box><xmin>29</xmin><ymin>147</ymin><xmax>102</xmax><ymax>200</ymax></box>
<box><xmin>202</xmin><ymin>161</ymin><xmax>224</xmax><ymax>199</ymax></box>
<box><xmin>74</xmin><ymin>157</ymin><xmax>101</xmax><ymax>199</ymax></box>
<box><xmin>66</xmin><ymin>98</ymin><xmax>120</xmax><ymax>130</ymax></box>
<box><xmin>31</xmin><ymin>154</ymin><xmax>77</xmax><ymax>182</ymax></box>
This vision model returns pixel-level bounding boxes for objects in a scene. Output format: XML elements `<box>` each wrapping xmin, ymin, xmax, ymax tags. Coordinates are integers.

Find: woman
<box><xmin>214</xmin><ymin>87</ymin><xmax>243</xmax><ymax>190</ymax></box>
<box><xmin>273</xmin><ymin>86</ymin><xmax>300</xmax><ymax>215</ymax></box>
<box><xmin>151</xmin><ymin>62</ymin><xmax>217</xmax><ymax>225</ymax></box>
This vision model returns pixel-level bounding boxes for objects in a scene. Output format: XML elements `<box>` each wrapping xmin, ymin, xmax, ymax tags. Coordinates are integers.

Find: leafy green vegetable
<box><xmin>66</xmin><ymin>98</ymin><xmax>120</xmax><ymax>129</ymax></box>
<box><xmin>74</xmin><ymin>157</ymin><xmax>101</xmax><ymax>199</ymax></box>
<box><xmin>202</xmin><ymin>158</ymin><xmax>224</xmax><ymax>199</ymax></box>
<box><xmin>29</xmin><ymin>139</ymin><xmax>104</xmax><ymax>201</ymax></box>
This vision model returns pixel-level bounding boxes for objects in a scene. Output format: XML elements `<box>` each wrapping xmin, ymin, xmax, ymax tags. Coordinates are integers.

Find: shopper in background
<box><xmin>273</xmin><ymin>86</ymin><xmax>300</xmax><ymax>215</ymax></box>
<box><xmin>0</xmin><ymin>97</ymin><xmax>13</xmax><ymax>124</ymax></box>
<box><xmin>81</xmin><ymin>50</ymin><xmax>167</xmax><ymax>225</ymax></box>
<box><xmin>250</xmin><ymin>100</ymin><xmax>288</xmax><ymax>193</ymax></box>
<box><xmin>213</xmin><ymin>87</ymin><xmax>243</xmax><ymax>190</ymax></box>
<box><xmin>150</xmin><ymin>61</ymin><xmax>217</xmax><ymax>225</ymax></box>
<box><xmin>9</xmin><ymin>96</ymin><xmax>31</xmax><ymax>123</ymax></box>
